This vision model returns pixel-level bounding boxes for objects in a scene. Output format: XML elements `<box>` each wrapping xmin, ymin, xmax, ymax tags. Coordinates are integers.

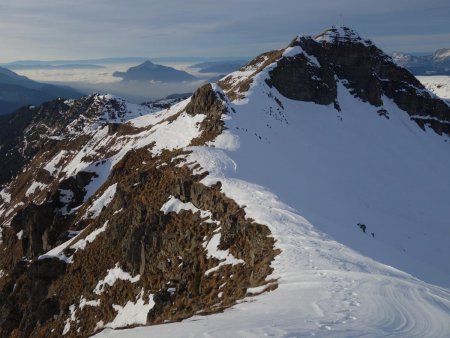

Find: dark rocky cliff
<box><xmin>220</xmin><ymin>26</ymin><xmax>450</xmax><ymax>136</ymax></box>
<box><xmin>269</xmin><ymin>27</ymin><xmax>450</xmax><ymax>135</ymax></box>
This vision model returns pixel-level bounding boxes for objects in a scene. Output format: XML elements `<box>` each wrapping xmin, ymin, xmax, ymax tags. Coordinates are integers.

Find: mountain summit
<box><xmin>220</xmin><ymin>26</ymin><xmax>449</xmax><ymax>135</ymax></box>
<box><xmin>0</xmin><ymin>27</ymin><xmax>449</xmax><ymax>337</ymax></box>
<box><xmin>113</xmin><ymin>60</ymin><xmax>197</xmax><ymax>82</ymax></box>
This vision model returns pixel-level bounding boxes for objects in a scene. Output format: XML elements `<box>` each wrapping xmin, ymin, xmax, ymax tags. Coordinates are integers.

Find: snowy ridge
<box><xmin>98</xmin><ymin>152</ymin><xmax>450</xmax><ymax>336</ymax></box>
<box><xmin>315</xmin><ymin>26</ymin><xmax>372</xmax><ymax>46</ymax></box>
<box><xmin>28</xmin><ymin>96</ymin><xmax>206</xmax><ymax>257</ymax></box>
<box><xmin>0</xmin><ymin>97</ymin><xmax>203</xmax><ymax>225</ymax></box>
<box><xmin>1</xmin><ymin>28</ymin><xmax>450</xmax><ymax>337</ymax></box>
<box><xmin>96</xmin><ymin>49</ymin><xmax>450</xmax><ymax>337</ymax></box>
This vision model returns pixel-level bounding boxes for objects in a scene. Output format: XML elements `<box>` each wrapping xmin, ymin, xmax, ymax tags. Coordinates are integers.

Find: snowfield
<box><xmin>417</xmin><ymin>75</ymin><xmax>450</xmax><ymax>101</ymax></box>
<box><xmin>95</xmin><ymin>60</ymin><xmax>450</xmax><ymax>336</ymax></box>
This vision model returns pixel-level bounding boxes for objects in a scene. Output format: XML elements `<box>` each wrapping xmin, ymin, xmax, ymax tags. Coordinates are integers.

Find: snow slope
<box><xmin>95</xmin><ymin>57</ymin><xmax>450</xmax><ymax>336</ymax></box>
<box><xmin>417</xmin><ymin>76</ymin><xmax>450</xmax><ymax>101</ymax></box>
<box><xmin>210</xmin><ymin>79</ymin><xmax>450</xmax><ymax>289</ymax></box>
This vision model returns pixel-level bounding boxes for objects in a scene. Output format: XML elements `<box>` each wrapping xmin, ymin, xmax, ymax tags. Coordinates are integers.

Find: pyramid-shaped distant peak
<box><xmin>134</xmin><ymin>60</ymin><xmax>157</xmax><ymax>69</ymax></box>
<box><xmin>113</xmin><ymin>59</ymin><xmax>197</xmax><ymax>82</ymax></box>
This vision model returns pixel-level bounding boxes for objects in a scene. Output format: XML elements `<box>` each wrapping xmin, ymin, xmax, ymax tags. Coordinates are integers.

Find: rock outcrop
<box><xmin>220</xmin><ymin>26</ymin><xmax>450</xmax><ymax>135</ymax></box>
<box><xmin>0</xmin><ymin>85</ymin><xmax>277</xmax><ymax>337</ymax></box>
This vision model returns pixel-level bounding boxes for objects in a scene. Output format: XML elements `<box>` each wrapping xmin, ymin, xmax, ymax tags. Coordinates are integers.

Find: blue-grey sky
<box><xmin>1</xmin><ymin>0</ymin><xmax>449</xmax><ymax>62</ymax></box>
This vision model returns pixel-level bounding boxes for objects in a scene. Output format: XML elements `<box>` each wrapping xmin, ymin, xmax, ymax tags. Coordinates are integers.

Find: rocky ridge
<box><xmin>0</xmin><ymin>26</ymin><xmax>449</xmax><ymax>338</ymax></box>
<box><xmin>0</xmin><ymin>87</ymin><xmax>277</xmax><ymax>337</ymax></box>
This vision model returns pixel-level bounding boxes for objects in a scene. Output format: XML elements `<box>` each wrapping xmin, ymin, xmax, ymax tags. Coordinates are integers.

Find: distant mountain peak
<box><xmin>392</xmin><ymin>47</ymin><xmax>450</xmax><ymax>75</ymax></box>
<box><xmin>113</xmin><ymin>60</ymin><xmax>197</xmax><ymax>82</ymax></box>
<box><xmin>140</xmin><ymin>60</ymin><xmax>156</xmax><ymax>67</ymax></box>
<box><xmin>432</xmin><ymin>48</ymin><xmax>450</xmax><ymax>62</ymax></box>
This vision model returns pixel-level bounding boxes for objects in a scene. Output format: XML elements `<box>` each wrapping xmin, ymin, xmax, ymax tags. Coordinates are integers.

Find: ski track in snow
<box><xmin>95</xmin><ymin>77</ymin><xmax>450</xmax><ymax>336</ymax></box>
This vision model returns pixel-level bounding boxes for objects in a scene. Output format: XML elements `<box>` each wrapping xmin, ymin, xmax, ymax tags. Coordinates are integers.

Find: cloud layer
<box><xmin>1</xmin><ymin>0</ymin><xmax>449</xmax><ymax>62</ymax></box>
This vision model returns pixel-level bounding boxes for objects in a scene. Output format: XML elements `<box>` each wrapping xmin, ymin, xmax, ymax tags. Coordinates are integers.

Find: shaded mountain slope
<box><xmin>0</xmin><ymin>67</ymin><xmax>82</xmax><ymax>115</ymax></box>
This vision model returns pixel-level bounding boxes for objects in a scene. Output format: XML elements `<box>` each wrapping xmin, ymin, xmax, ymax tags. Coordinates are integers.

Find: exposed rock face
<box><xmin>0</xmin><ymin>84</ymin><xmax>277</xmax><ymax>337</ymax></box>
<box><xmin>273</xmin><ymin>58</ymin><xmax>335</xmax><ymax>105</ymax></box>
<box><xmin>0</xmin><ymin>94</ymin><xmax>187</xmax><ymax>188</ymax></box>
<box><xmin>0</xmin><ymin>100</ymin><xmax>71</xmax><ymax>186</ymax></box>
<box><xmin>266</xmin><ymin>38</ymin><xmax>338</xmax><ymax>106</ymax></box>
<box><xmin>187</xmin><ymin>84</ymin><xmax>227</xmax><ymax>145</ymax></box>
<box><xmin>309</xmin><ymin>28</ymin><xmax>450</xmax><ymax>135</ymax></box>
<box><xmin>218</xmin><ymin>50</ymin><xmax>284</xmax><ymax>101</ymax></box>
<box><xmin>221</xmin><ymin>26</ymin><xmax>450</xmax><ymax>135</ymax></box>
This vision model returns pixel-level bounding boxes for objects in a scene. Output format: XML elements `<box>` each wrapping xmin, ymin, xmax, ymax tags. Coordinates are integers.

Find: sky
<box><xmin>1</xmin><ymin>0</ymin><xmax>449</xmax><ymax>63</ymax></box>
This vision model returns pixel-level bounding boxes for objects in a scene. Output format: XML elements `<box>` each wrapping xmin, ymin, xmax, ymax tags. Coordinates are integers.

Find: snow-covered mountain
<box><xmin>392</xmin><ymin>48</ymin><xmax>450</xmax><ymax>75</ymax></box>
<box><xmin>417</xmin><ymin>75</ymin><xmax>450</xmax><ymax>102</ymax></box>
<box><xmin>0</xmin><ymin>26</ymin><xmax>449</xmax><ymax>337</ymax></box>
<box><xmin>433</xmin><ymin>48</ymin><xmax>450</xmax><ymax>64</ymax></box>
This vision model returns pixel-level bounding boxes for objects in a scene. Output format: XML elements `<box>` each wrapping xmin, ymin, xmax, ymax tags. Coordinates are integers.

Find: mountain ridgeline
<box><xmin>0</xmin><ymin>27</ymin><xmax>449</xmax><ymax>337</ymax></box>
<box><xmin>189</xmin><ymin>60</ymin><xmax>248</xmax><ymax>74</ymax></box>
<box><xmin>220</xmin><ymin>26</ymin><xmax>450</xmax><ymax>135</ymax></box>
<box><xmin>0</xmin><ymin>67</ymin><xmax>82</xmax><ymax>115</ymax></box>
